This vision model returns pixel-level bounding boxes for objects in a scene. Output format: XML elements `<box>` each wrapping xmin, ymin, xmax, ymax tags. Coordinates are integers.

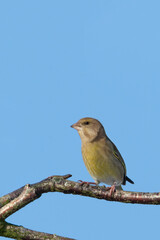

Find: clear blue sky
<box><xmin>0</xmin><ymin>1</ymin><xmax>160</xmax><ymax>239</ymax></box>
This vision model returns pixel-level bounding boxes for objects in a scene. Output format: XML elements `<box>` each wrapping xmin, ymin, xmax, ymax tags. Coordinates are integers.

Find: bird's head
<box><xmin>71</xmin><ymin>117</ymin><xmax>106</xmax><ymax>143</ymax></box>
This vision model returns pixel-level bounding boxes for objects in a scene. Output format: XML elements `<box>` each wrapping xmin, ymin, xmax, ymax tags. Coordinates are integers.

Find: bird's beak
<box><xmin>70</xmin><ymin>122</ymin><xmax>81</xmax><ymax>130</ymax></box>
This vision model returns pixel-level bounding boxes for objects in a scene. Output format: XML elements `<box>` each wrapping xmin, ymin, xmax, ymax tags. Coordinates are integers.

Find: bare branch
<box><xmin>0</xmin><ymin>221</ymin><xmax>75</xmax><ymax>240</ymax></box>
<box><xmin>0</xmin><ymin>174</ymin><xmax>160</xmax><ymax>239</ymax></box>
<box><xmin>0</xmin><ymin>184</ymin><xmax>39</xmax><ymax>220</ymax></box>
<box><xmin>0</xmin><ymin>174</ymin><xmax>160</xmax><ymax>213</ymax></box>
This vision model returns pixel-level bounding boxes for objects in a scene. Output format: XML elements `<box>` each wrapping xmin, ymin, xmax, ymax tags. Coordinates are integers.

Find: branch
<box><xmin>0</xmin><ymin>174</ymin><xmax>160</xmax><ymax>239</ymax></box>
<box><xmin>1</xmin><ymin>174</ymin><xmax>160</xmax><ymax>209</ymax></box>
<box><xmin>0</xmin><ymin>221</ymin><xmax>73</xmax><ymax>240</ymax></box>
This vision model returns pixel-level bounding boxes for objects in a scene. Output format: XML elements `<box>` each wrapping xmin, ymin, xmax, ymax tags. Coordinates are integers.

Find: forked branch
<box><xmin>0</xmin><ymin>174</ymin><xmax>160</xmax><ymax>239</ymax></box>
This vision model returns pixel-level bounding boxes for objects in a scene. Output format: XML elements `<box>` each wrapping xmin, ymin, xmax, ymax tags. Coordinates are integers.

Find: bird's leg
<box><xmin>109</xmin><ymin>185</ymin><xmax>116</xmax><ymax>196</ymax></box>
<box><xmin>78</xmin><ymin>180</ymin><xmax>97</xmax><ymax>186</ymax></box>
<box><xmin>105</xmin><ymin>184</ymin><xmax>116</xmax><ymax>196</ymax></box>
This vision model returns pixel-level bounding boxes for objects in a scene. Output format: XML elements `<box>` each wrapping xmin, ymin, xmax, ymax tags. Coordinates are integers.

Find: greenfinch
<box><xmin>71</xmin><ymin>117</ymin><xmax>134</xmax><ymax>193</ymax></box>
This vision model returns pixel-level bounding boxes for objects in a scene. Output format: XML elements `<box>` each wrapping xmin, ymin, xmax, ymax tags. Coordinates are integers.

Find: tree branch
<box><xmin>1</xmin><ymin>174</ymin><xmax>160</xmax><ymax>208</ymax></box>
<box><xmin>0</xmin><ymin>174</ymin><xmax>160</xmax><ymax>239</ymax></box>
<box><xmin>0</xmin><ymin>221</ymin><xmax>73</xmax><ymax>240</ymax></box>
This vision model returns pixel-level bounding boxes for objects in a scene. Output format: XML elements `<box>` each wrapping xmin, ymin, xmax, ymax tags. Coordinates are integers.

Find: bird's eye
<box><xmin>83</xmin><ymin>121</ymin><xmax>89</xmax><ymax>125</ymax></box>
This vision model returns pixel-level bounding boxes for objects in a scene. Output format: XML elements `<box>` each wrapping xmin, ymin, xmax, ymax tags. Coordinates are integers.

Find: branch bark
<box><xmin>0</xmin><ymin>174</ymin><xmax>160</xmax><ymax>239</ymax></box>
<box><xmin>0</xmin><ymin>221</ymin><xmax>73</xmax><ymax>240</ymax></box>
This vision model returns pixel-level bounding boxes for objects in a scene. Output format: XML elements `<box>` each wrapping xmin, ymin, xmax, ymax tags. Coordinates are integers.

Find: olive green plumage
<box><xmin>71</xmin><ymin>117</ymin><xmax>134</xmax><ymax>189</ymax></box>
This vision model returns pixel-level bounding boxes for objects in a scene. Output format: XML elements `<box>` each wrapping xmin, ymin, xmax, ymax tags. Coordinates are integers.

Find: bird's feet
<box><xmin>78</xmin><ymin>180</ymin><xmax>97</xmax><ymax>186</ymax></box>
<box><xmin>105</xmin><ymin>185</ymin><xmax>116</xmax><ymax>196</ymax></box>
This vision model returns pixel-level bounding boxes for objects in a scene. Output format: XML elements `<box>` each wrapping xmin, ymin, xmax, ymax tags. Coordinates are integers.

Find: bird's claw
<box><xmin>105</xmin><ymin>185</ymin><xmax>116</xmax><ymax>196</ymax></box>
<box><xmin>78</xmin><ymin>180</ymin><xmax>97</xmax><ymax>186</ymax></box>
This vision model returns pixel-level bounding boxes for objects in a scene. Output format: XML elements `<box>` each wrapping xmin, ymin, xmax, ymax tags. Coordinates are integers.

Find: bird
<box><xmin>71</xmin><ymin>117</ymin><xmax>134</xmax><ymax>194</ymax></box>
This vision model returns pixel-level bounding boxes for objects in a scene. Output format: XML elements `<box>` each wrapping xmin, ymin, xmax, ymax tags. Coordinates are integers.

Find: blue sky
<box><xmin>0</xmin><ymin>1</ymin><xmax>160</xmax><ymax>239</ymax></box>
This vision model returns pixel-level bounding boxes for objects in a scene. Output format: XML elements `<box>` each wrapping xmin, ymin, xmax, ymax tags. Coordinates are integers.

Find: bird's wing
<box><xmin>107</xmin><ymin>138</ymin><xmax>126</xmax><ymax>176</ymax></box>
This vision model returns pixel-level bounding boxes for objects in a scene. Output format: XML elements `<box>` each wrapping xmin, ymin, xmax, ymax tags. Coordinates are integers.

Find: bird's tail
<box><xmin>126</xmin><ymin>176</ymin><xmax>134</xmax><ymax>184</ymax></box>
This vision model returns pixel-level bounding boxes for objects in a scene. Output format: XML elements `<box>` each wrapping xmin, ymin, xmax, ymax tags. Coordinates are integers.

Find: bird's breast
<box><xmin>81</xmin><ymin>141</ymin><xmax>124</xmax><ymax>185</ymax></box>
